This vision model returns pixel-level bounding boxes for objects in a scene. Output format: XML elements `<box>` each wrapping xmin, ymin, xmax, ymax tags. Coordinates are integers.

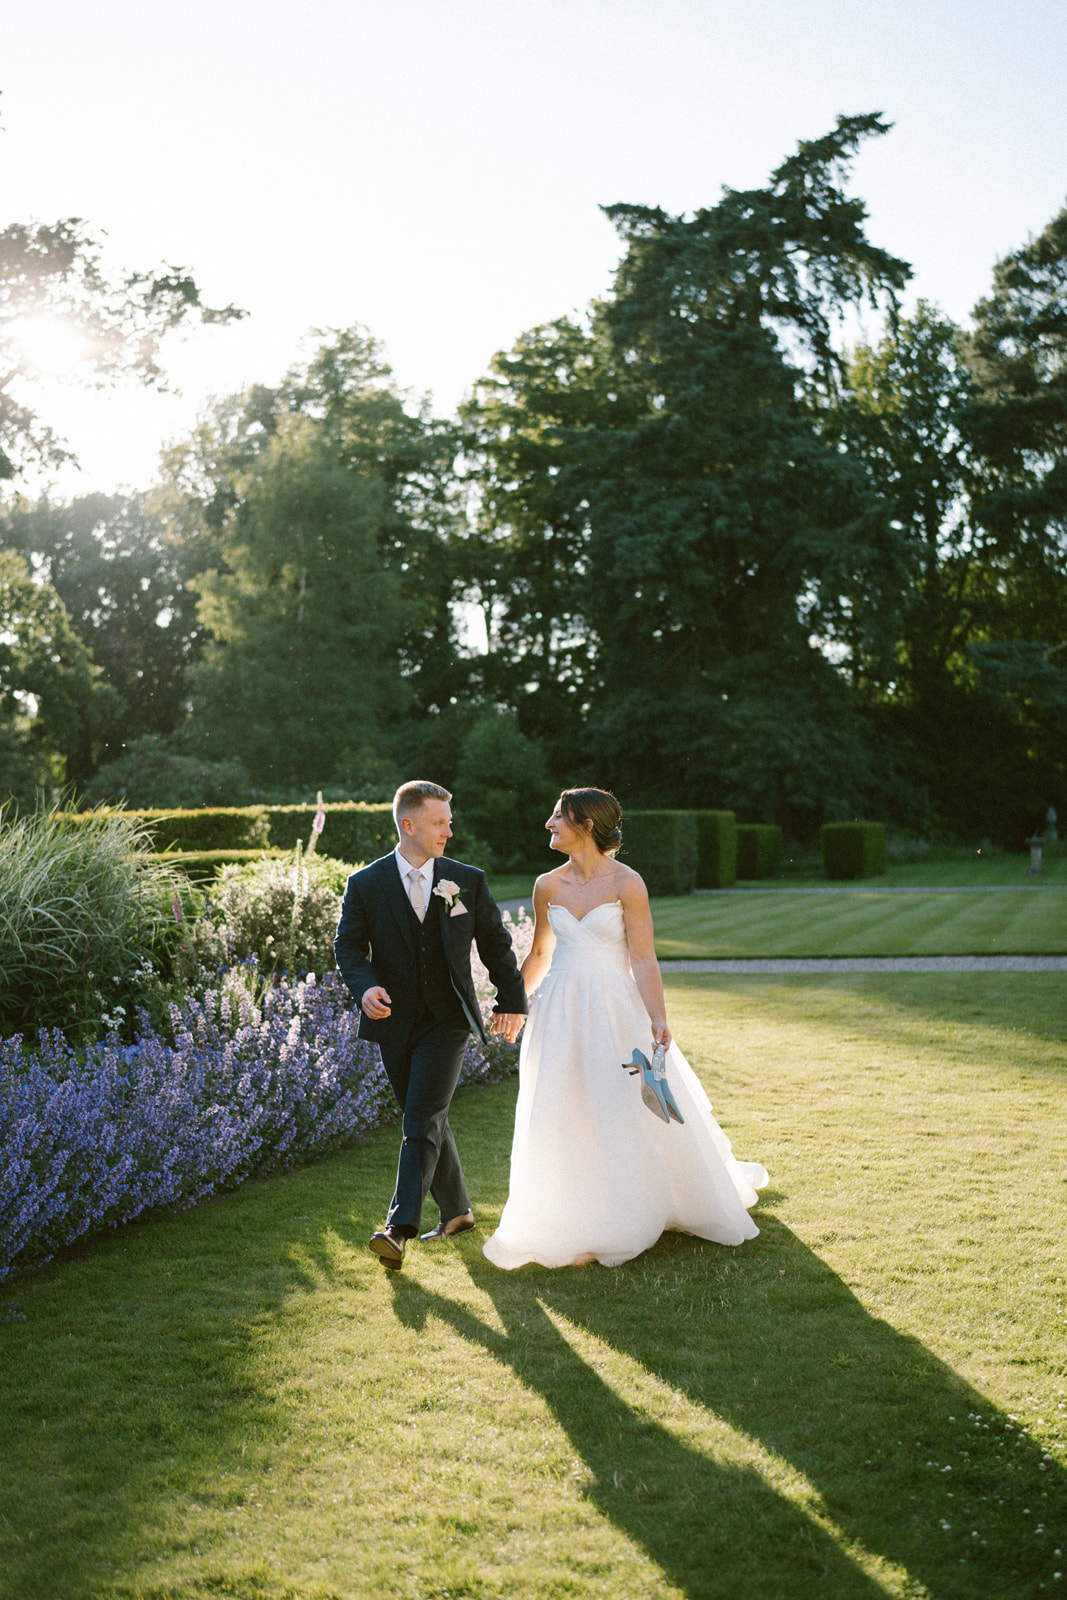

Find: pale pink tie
<box><xmin>408</xmin><ymin>869</ymin><xmax>427</xmax><ymax>922</ymax></box>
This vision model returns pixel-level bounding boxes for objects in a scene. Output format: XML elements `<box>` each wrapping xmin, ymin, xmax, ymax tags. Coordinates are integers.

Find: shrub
<box><xmin>695</xmin><ymin>811</ymin><xmax>737</xmax><ymax>888</ymax></box>
<box><xmin>191</xmin><ymin>852</ymin><xmax>356</xmax><ymax>979</ymax></box>
<box><xmin>736</xmin><ymin>824</ymin><xmax>784</xmax><ymax>879</ymax></box>
<box><xmin>0</xmin><ymin>976</ymin><xmax>389</xmax><ymax>1283</ymax></box>
<box><xmin>821</xmin><ymin>821</ymin><xmax>887</xmax><ymax>880</ymax></box>
<box><xmin>80</xmin><ymin>735</ymin><xmax>254</xmax><ymax>809</ymax></box>
<box><xmin>621</xmin><ymin>811</ymin><xmax>698</xmax><ymax>897</ymax></box>
<box><xmin>0</xmin><ymin>807</ymin><xmax>187</xmax><ymax>1043</ymax></box>
<box><xmin>153</xmin><ymin>849</ymin><xmax>291</xmax><ymax>880</ymax></box>
<box><xmin>266</xmin><ymin>802</ymin><xmax>394</xmax><ymax>863</ymax></box>
<box><xmin>0</xmin><ymin>921</ymin><xmax>530</xmax><ymax>1284</ymax></box>
<box><xmin>453</xmin><ymin>712</ymin><xmax>555</xmax><ymax>868</ymax></box>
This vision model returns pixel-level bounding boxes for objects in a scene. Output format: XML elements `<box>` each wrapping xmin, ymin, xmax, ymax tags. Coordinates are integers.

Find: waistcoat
<box><xmin>403</xmin><ymin>892</ymin><xmax>463</xmax><ymax>1020</ymax></box>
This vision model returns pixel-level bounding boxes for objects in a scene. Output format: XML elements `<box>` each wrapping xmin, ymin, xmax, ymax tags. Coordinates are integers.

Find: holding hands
<box><xmin>490</xmin><ymin>1012</ymin><xmax>525</xmax><ymax>1044</ymax></box>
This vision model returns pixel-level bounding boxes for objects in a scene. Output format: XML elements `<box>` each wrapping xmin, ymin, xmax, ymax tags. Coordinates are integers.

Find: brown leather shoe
<box><xmin>368</xmin><ymin>1227</ymin><xmax>405</xmax><ymax>1269</ymax></box>
<box><xmin>420</xmin><ymin>1210</ymin><xmax>475</xmax><ymax>1242</ymax></box>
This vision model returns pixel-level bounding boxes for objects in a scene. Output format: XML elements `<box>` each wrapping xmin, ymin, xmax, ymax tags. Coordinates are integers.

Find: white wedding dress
<box><xmin>482</xmin><ymin>900</ymin><xmax>768</xmax><ymax>1269</ymax></box>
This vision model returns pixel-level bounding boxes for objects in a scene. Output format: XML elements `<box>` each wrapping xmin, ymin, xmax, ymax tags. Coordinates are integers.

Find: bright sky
<box><xmin>4</xmin><ymin>0</ymin><xmax>1067</xmax><ymax>499</ymax></box>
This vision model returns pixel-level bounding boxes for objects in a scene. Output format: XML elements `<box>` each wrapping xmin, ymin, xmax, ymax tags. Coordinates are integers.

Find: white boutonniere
<box><xmin>433</xmin><ymin>878</ymin><xmax>468</xmax><ymax>917</ymax></box>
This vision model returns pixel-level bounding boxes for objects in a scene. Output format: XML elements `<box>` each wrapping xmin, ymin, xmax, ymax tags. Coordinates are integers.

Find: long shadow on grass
<box><xmin>390</xmin><ymin>1219</ymin><xmax>1066</xmax><ymax>1600</ymax></box>
<box><xmin>389</xmin><ymin>1264</ymin><xmax>881</xmax><ymax>1598</ymax></box>
<box><xmin>0</xmin><ymin>1162</ymin><xmax>373</xmax><ymax>1600</ymax></box>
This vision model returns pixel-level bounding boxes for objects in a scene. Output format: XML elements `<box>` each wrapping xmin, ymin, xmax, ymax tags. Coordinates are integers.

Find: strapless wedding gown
<box><xmin>482</xmin><ymin>900</ymin><xmax>768</xmax><ymax>1269</ymax></box>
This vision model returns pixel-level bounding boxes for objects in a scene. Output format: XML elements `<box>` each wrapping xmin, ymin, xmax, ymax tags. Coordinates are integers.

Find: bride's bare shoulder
<box><xmin>614</xmin><ymin>861</ymin><xmax>649</xmax><ymax>900</ymax></box>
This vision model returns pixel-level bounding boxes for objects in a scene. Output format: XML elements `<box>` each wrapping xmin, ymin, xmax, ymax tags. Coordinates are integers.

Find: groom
<box><xmin>333</xmin><ymin>780</ymin><xmax>526</xmax><ymax>1270</ymax></box>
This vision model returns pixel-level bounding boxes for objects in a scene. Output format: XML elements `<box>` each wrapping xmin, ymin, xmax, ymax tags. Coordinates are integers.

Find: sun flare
<box><xmin>14</xmin><ymin>316</ymin><xmax>91</xmax><ymax>377</ymax></box>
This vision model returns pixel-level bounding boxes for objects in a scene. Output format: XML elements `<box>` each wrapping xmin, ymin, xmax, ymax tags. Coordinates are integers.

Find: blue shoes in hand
<box><xmin>622</xmin><ymin>1045</ymin><xmax>685</xmax><ymax>1125</ymax></box>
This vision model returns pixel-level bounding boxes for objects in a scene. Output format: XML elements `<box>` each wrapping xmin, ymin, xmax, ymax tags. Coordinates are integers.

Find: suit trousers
<box><xmin>378</xmin><ymin>1004</ymin><xmax>471</xmax><ymax>1236</ymax></box>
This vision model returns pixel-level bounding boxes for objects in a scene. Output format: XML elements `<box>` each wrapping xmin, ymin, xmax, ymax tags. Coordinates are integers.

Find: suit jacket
<box><xmin>333</xmin><ymin>853</ymin><xmax>527</xmax><ymax>1045</ymax></box>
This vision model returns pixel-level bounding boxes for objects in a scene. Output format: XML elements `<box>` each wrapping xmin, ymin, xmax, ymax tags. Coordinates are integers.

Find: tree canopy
<box><xmin>465</xmin><ymin>115</ymin><xmax>913</xmax><ymax>827</ymax></box>
<box><xmin>153</xmin><ymin>330</ymin><xmax>463</xmax><ymax>789</ymax></box>
<box><xmin>3</xmin><ymin>121</ymin><xmax>1065</xmax><ymax>850</ymax></box>
<box><xmin>0</xmin><ymin>548</ymin><xmax>112</xmax><ymax>800</ymax></box>
<box><xmin>1</xmin><ymin>493</ymin><xmax>203</xmax><ymax>765</ymax></box>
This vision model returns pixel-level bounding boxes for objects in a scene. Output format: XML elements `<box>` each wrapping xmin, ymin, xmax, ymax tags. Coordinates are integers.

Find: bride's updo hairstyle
<box><xmin>560</xmin><ymin>787</ymin><xmax>623</xmax><ymax>856</ymax></box>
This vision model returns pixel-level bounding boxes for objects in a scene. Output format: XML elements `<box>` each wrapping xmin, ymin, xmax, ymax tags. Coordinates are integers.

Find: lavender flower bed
<box><xmin>0</xmin><ymin>957</ymin><xmax>524</xmax><ymax>1285</ymax></box>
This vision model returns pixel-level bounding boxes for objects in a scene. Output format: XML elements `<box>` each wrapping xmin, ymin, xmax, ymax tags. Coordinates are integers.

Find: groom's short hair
<box><xmin>393</xmin><ymin>780</ymin><xmax>451</xmax><ymax>830</ymax></box>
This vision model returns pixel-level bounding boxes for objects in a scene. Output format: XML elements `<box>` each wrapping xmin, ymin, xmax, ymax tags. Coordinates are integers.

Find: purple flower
<box><xmin>0</xmin><ymin>920</ymin><xmax>528</xmax><ymax>1284</ymax></box>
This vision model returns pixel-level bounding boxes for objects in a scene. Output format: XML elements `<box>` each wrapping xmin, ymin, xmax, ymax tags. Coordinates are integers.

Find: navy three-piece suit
<box><xmin>333</xmin><ymin>853</ymin><xmax>526</xmax><ymax>1236</ymax></box>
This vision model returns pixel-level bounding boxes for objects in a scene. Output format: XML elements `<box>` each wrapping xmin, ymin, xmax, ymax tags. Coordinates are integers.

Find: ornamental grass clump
<box><xmin>0</xmin><ymin>806</ymin><xmax>188</xmax><ymax>1043</ymax></box>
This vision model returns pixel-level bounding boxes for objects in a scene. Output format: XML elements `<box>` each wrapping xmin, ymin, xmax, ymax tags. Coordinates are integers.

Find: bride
<box><xmin>482</xmin><ymin>787</ymin><xmax>768</xmax><ymax>1270</ymax></box>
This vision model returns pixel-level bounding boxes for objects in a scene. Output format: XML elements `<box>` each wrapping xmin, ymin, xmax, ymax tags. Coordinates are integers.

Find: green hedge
<box><xmin>736</xmin><ymin>824</ymin><xmax>784</xmax><ymax>880</ymax></box>
<box><xmin>621</xmin><ymin>811</ymin><xmax>698</xmax><ymax>897</ymax></box>
<box><xmin>70</xmin><ymin>807</ymin><xmax>270</xmax><ymax>851</ymax></box>
<box><xmin>821</xmin><ymin>821</ymin><xmax>887</xmax><ymax>880</ymax></box>
<box><xmin>72</xmin><ymin>802</ymin><xmax>395</xmax><ymax>861</ymax></box>
<box><xmin>150</xmin><ymin>849</ymin><xmax>290</xmax><ymax>881</ymax></box>
<box><xmin>266</xmin><ymin>803</ymin><xmax>394</xmax><ymax>863</ymax></box>
<box><xmin>695</xmin><ymin>811</ymin><xmax>737</xmax><ymax>889</ymax></box>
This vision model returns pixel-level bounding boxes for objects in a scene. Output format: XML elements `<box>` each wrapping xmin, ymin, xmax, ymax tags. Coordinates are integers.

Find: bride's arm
<box><xmin>520</xmin><ymin>877</ymin><xmax>557</xmax><ymax>996</ymax></box>
<box><xmin>620</xmin><ymin>873</ymin><xmax>672</xmax><ymax>1050</ymax></box>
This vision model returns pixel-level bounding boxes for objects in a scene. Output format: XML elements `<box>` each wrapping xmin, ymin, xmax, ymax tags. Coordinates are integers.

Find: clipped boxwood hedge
<box><xmin>266</xmin><ymin>802</ymin><xmax>394</xmax><ymax>863</ymax></box>
<box><xmin>72</xmin><ymin>802</ymin><xmax>396</xmax><ymax>862</ymax></box>
<box><xmin>695</xmin><ymin>810</ymin><xmax>737</xmax><ymax>889</ymax></box>
<box><xmin>821</xmin><ymin>821</ymin><xmax>887</xmax><ymax>880</ymax></box>
<box><xmin>621</xmin><ymin>811</ymin><xmax>698</xmax><ymax>897</ymax></box>
<box><xmin>736</xmin><ymin>824</ymin><xmax>784</xmax><ymax>880</ymax></box>
<box><xmin>70</xmin><ymin>806</ymin><xmax>270</xmax><ymax>851</ymax></box>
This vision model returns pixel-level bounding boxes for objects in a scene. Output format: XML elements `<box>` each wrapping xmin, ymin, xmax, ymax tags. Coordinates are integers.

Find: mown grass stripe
<box><xmin>651</xmin><ymin>889</ymin><xmax>1067</xmax><ymax>958</ymax></box>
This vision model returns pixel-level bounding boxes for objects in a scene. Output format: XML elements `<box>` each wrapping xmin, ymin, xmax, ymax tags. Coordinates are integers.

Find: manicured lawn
<box><xmin>487</xmin><ymin>871</ymin><xmax>542</xmax><ymax>903</ymax></box>
<box><xmin>777</xmin><ymin>848</ymin><xmax>1066</xmax><ymax>889</ymax></box>
<box><xmin>652</xmin><ymin>887</ymin><xmax>1067</xmax><ymax>958</ymax></box>
<box><xmin>1</xmin><ymin>974</ymin><xmax>1064</xmax><ymax>1599</ymax></box>
<box><xmin>491</xmin><ymin>850</ymin><xmax>1067</xmax><ymax>921</ymax></box>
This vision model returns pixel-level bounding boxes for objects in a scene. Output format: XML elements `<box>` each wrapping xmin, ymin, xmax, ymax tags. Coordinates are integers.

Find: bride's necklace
<box><xmin>569</xmin><ymin>862</ymin><xmax>608</xmax><ymax>892</ymax></box>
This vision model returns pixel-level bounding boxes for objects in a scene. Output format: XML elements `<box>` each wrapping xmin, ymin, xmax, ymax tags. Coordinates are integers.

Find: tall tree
<box><xmin>0</xmin><ymin>548</ymin><xmax>113</xmax><ymax>799</ymax></box>
<box><xmin>468</xmin><ymin>115</ymin><xmax>912</xmax><ymax>826</ymax></box>
<box><xmin>461</xmin><ymin>314</ymin><xmax>630</xmax><ymax>770</ymax></box>
<box><xmin>0</xmin><ymin>493</ymin><xmax>203</xmax><ymax>763</ymax></box>
<box><xmin>836</xmin><ymin>217</ymin><xmax>1067</xmax><ymax>842</ymax></box>
<box><xmin>826</xmin><ymin>304</ymin><xmax>972</xmax><ymax>671</ymax></box>
<box><xmin>155</xmin><ymin>329</ymin><xmax>463</xmax><ymax>788</ymax></box>
<box><xmin>963</xmin><ymin>203</ymin><xmax>1067</xmax><ymax>650</ymax></box>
